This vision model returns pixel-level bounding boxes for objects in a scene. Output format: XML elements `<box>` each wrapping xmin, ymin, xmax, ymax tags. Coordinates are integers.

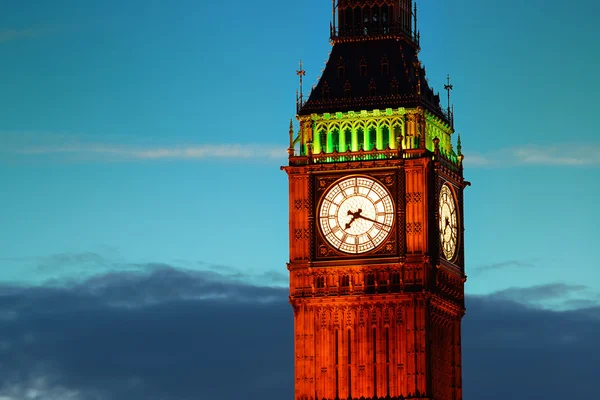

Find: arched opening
<box><xmin>381</xmin><ymin>125</ymin><xmax>390</xmax><ymax>149</ymax></box>
<box><xmin>318</xmin><ymin>129</ymin><xmax>327</xmax><ymax>153</ymax></box>
<box><xmin>368</xmin><ymin>126</ymin><xmax>377</xmax><ymax>150</ymax></box>
<box><xmin>344</xmin><ymin>126</ymin><xmax>353</xmax><ymax>151</ymax></box>
<box><xmin>356</xmin><ymin>126</ymin><xmax>365</xmax><ymax>150</ymax></box>
<box><xmin>331</xmin><ymin>128</ymin><xmax>340</xmax><ymax>153</ymax></box>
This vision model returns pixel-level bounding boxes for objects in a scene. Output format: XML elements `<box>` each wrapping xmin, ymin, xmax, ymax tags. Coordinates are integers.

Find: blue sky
<box><xmin>0</xmin><ymin>0</ymin><xmax>599</xmax><ymax>397</ymax></box>
<box><xmin>2</xmin><ymin>0</ymin><xmax>598</xmax><ymax>302</ymax></box>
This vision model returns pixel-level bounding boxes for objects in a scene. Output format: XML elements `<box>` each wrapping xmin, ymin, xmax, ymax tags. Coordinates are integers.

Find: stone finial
<box><xmin>287</xmin><ymin>119</ymin><xmax>295</xmax><ymax>157</ymax></box>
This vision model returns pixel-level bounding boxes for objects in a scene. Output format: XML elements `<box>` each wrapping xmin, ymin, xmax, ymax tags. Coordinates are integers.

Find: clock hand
<box><xmin>344</xmin><ymin>209</ymin><xmax>363</xmax><ymax>229</ymax></box>
<box><xmin>356</xmin><ymin>214</ymin><xmax>391</xmax><ymax>228</ymax></box>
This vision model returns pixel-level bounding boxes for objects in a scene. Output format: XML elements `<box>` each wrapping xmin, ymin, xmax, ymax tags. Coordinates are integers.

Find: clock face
<box><xmin>438</xmin><ymin>184</ymin><xmax>458</xmax><ymax>260</ymax></box>
<box><xmin>319</xmin><ymin>176</ymin><xmax>394</xmax><ymax>254</ymax></box>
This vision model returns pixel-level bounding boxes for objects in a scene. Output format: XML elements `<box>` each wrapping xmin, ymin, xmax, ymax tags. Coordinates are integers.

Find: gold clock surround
<box><xmin>318</xmin><ymin>175</ymin><xmax>395</xmax><ymax>254</ymax></box>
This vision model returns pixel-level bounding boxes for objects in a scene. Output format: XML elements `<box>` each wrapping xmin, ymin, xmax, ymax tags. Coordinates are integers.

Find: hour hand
<box><xmin>345</xmin><ymin>209</ymin><xmax>362</xmax><ymax>229</ymax></box>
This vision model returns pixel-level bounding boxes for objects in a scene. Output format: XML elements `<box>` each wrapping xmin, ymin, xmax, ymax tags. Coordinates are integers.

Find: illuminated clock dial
<box><xmin>438</xmin><ymin>184</ymin><xmax>458</xmax><ymax>260</ymax></box>
<box><xmin>319</xmin><ymin>176</ymin><xmax>394</xmax><ymax>254</ymax></box>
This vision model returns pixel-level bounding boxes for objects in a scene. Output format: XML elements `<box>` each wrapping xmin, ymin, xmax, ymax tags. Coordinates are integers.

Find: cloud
<box><xmin>471</xmin><ymin>259</ymin><xmax>538</xmax><ymax>276</ymax></box>
<box><xmin>11</xmin><ymin>143</ymin><xmax>286</xmax><ymax>161</ymax></box>
<box><xmin>489</xmin><ymin>283</ymin><xmax>590</xmax><ymax>305</ymax></box>
<box><xmin>0</xmin><ymin>268</ymin><xmax>293</xmax><ymax>400</ymax></box>
<box><xmin>463</xmin><ymin>295</ymin><xmax>600</xmax><ymax>398</ymax></box>
<box><xmin>36</xmin><ymin>252</ymin><xmax>109</xmax><ymax>272</ymax></box>
<box><xmin>72</xmin><ymin>265</ymin><xmax>286</xmax><ymax>307</ymax></box>
<box><xmin>2</xmin><ymin>252</ymin><xmax>285</xmax><ymax>289</ymax></box>
<box><xmin>0</xmin><ymin>268</ymin><xmax>599</xmax><ymax>400</ymax></box>
<box><xmin>465</xmin><ymin>145</ymin><xmax>600</xmax><ymax>167</ymax></box>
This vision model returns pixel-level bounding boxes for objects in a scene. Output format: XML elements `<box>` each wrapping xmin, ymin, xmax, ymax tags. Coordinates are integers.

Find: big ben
<box><xmin>282</xmin><ymin>1</ymin><xmax>468</xmax><ymax>400</ymax></box>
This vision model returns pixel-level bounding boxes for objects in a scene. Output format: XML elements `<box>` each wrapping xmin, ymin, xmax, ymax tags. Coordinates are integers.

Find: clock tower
<box><xmin>282</xmin><ymin>2</ymin><xmax>468</xmax><ymax>400</ymax></box>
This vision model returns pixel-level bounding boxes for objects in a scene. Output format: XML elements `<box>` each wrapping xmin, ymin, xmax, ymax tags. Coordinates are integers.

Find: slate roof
<box><xmin>298</xmin><ymin>38</ymin><xmax>448</xmax><ymax>123</ymax></box>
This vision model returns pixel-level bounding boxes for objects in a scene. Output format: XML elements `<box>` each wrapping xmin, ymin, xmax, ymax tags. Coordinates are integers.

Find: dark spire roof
<box><xmin>298</xmin><ymin>38</ymin><xmax>447</xmax><ymax>124</ymax></box>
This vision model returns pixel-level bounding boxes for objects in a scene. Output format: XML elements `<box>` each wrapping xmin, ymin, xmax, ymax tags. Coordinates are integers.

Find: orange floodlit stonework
<box><xmin>282</xmin><ymin>2</ymin><xmax>468</xmax><ymax>400</ymax></box>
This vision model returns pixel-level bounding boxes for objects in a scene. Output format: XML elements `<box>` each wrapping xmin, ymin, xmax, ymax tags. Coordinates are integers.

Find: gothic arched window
<box><xmin>316</xmin><ymin>276</ymin><xmax>325</xmax><ymax>288</ymax></box>
<box><xmin>344</xmin><ymin>81</ymin><xmax>352</xmax><ymax>99</ymax></box>
<box><xmin>368</xmin><ymin>126</ymin><xmax>377</xmax><ymax>150</ymax></box>
<box><xmin>368</xmin><ymin>79</ymin><xmax>377</xmax><ymax>96</ymax></box>
<box><xmin>391</xmin><ymin>77</ymin><xmax>399</xmax><ymax>95</ymax></box>
<box><xmin>360</xmin><ymin>57</ymin><xmax>368</xmax><ymax>76</ymax></box>
<box><xmin>344</xmin><ymin>126</ymin><xmax>353</xmax><ymax>151</ymax></box>
<box><xmin>381</xmin><ymin>126</ymin><xmax>390</xmax><ymax>149</ymax></box>
<box><xmin>331</xmin><ymin>129</ymin><xmax>340</xmax><ymax>153</ymax></box>
<box><xmin>341</xmin><ymin>275</ymin><xmax>350</xmax><ymax>287</ymax></box>
<box><xmin>381</xmin><ymin>55</ymin><xmax>389</xmax><ymax>75</ymax></box>
<box><xmin>356</xmin><ymin>127</ymin><xmax>365</xmax><ymax>150</ymax></box>
<box><xmin>318</xmin><ymin>129</ymin><xmax>327</xmax><ymax>153</ymax></box>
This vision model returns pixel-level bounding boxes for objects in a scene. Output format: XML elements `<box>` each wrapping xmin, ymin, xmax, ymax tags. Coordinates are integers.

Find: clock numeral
<box><xmin>341</xmin><ymin>233</ymin><xmax>348</xmax><ymax>245</ymax></box>
<box><xmin>339</xmin><ymin>185</ymin><xmax>349</xmax><ymax>199</ymax></box>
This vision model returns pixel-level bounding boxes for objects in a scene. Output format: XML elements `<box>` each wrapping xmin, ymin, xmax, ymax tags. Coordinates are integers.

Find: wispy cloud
<box><xmin>10</xmin><ymin>143</ymin><xmax>286</xmax><ymax>161</ymax></box>
<box><xmin>0</xmin><ymin>27</ymin><xmax>50</xmax><ymax>43</ymax></box>
<box><xmin>490</xmin><ymin>283</ymin><xmax>590</xmax><ymax>306</ymax></box>
<box><xmin>465</xmin><ymin>145</ymin><xmax>600</xmax><ymax>167</ymax></box>
<box><xmin>1</xmin><ymin>251</ymin><xmax>286</xmax><ymax>289</ymax></box>
<box><xmin>471</xmin><ymin>259</ymin><xmax>538</xmax><ymax>276</ymax></box>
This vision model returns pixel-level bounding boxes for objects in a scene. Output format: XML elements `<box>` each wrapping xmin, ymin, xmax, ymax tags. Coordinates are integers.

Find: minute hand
<box><xmin>357</xmin><ymin>215</ymin><xmax>391</xmax><ymax>228</ymax></box>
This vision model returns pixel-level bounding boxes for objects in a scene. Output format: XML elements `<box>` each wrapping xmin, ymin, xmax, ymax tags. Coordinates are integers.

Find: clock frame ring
<box><xmin>438</xmin><ymin>182</ymin><xmax>460</xmax><ymax>262</ymax></box>
<box><xmin>316</xmin><ymin>174</ymin><xmax>395</xmax><ymax>255</ymax></box>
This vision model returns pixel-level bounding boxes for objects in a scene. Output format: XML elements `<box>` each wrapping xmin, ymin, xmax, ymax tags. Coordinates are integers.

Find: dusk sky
<box><xmin>1</xmin><ymin>0</ymin><xmax>599</xmax><ymax>399</ymax></box>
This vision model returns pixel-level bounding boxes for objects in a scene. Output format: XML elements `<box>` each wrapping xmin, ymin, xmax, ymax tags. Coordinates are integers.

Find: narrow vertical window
<box><xmin>381</xmin><ymin>126</ymin><xmax>390</xmax><ymax>150</ymax></box>
<box><xmin>382</xmin><ymin>5</ymin><xmax>389</xmax><ymax>33</ymax></box>
<box><xmin>366</xmin><ymin>273</ymin><xmax>375</xmax><ymax>286</ymax></box>
<box><xmin>368</xmin><ymin>79</ymin><xmax>377</xmax><ymax>96</ymax></box>
<box><xmin>391</xmin><ymin>272</ymin><xmax>401</xmax><ymax>292</ymax></box>
<box><xmin>316</xmin><ymin>276</ymin><xmax>325</xmax><ymax>288</ymax></box>
<box><xmin>393</xmin><ymin>124</ymin><xmax>402</xmax><ymax>149</ymax></box>
<box><xmin>357</xmin><ymin>127</ymin><xmax>365</xmax><ymax>150</ymax></box>
<box><xmin>318</xmin><ymin>130</ymin><xmax>327</xmax><ymax>154</ymax></box>
<box><xmin>391</xmin><ymin>77</ymin><xmax>399</xmax><ymax>95</ymax></box>
<box><xmin>344</xmin><ymin>81</ymin><xmax>352</xmax><ymax>99</ymax></box>
<box><xmin>331</xmin><ymin>129</ymin><xmax>340</xmax><ymax>153</ymax></box>
<box><xmin>322</xmin><ymin>82</ymin><xmax>330</xmax><ymax>101</ymax></box>
<box><xmin>345</xmin><ymin>8</ymin><xmax>353</xmax><ymax>35</ymax></box>
<box><xmin>368</xmin><ymin>126</ymin><xmax>377</xmax><ymax>150</ymax></box>
<box><xmin>381</xmin><ymin>55</ymin><xmax>389</xmax><ymax>75</ymax></box>
<box><xmin>344</xmin><ymin>127</ymin><xmax>352</xmax><ymax>151</ymax></box>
